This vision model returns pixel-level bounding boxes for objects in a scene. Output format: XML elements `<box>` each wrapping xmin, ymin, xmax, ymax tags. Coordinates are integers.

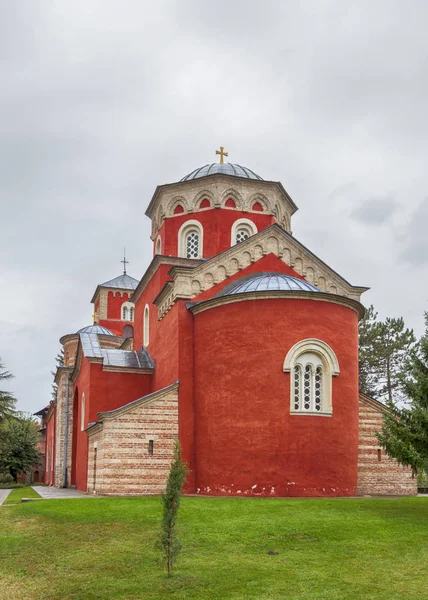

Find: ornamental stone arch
<box><xmin>246</xmin><ymin>192</ymin><xmax>269</xmax><ymax>212</ymax></box>
<box><xmin>283</xmin><ymin>339</ymin><xmax>340</xmax><ymax>417</ymax></box>
<box><xmin>221</xmin><ymin>188</ymin><xmax>244</xmax><ymax>210</ymax></box>
<box><xmin>168</xmin><ymin>195</ymin><xmax>190</xmax><ymax>216</ymax></box>
<box><xmin>192</xmin><ymin>189</ymin><xmax>215</xmax><ymax>211</ymax></box>
<box><xmin>283</xmin><ymin>339</ymin><xmax>340</xmax><ymax>376</ymax></box>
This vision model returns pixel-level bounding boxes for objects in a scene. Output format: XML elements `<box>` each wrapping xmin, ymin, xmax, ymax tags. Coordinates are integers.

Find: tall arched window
<box><xmin>81</xmin><ymin>393</ymin><xmax>85</xmax><ymax>431</ymax></box>
<box><xmin>144</xmin><ymin>304</ymin><xmax>149</xmax><ymax>346</ymax></box>
<box><xmin>122</xmin><ymin>306</ymin><xmax>129</xmax><ymax>320</ymax></box>
<box><xmin>231</xmin><ymin>219</ymin><xmax>257</xmax><ymax>246</ymax></box>
<box><xmin>284</xmin><ymin>339</ymin><xmax>339</xmax><ymax>416</ymax></box>
<box><xmin>155</xmin><ymin>237</ymin><xmax>162</xmax><ymax>254</ymax></box>
<box><xmin>129</xmin><ymin>307</ymin><xmax>134</xmax><ymax>321</ymax></box>
<box><xmin>178</xmin><ymin>220</ymin><xmax>203</xmax><ymax>259</ymax></box>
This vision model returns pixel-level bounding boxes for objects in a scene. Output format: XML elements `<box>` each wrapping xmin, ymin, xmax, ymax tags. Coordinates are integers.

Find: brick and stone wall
<box><xmin>54</xmin><ymin>368</ymin><xmax>74</xmax><ymax>487</ymax></box>
<box><xmin>357</xmin><ymin>394</ymin><xmax>417</xmax><ymax>496</ymax></box>
<box><xmin>86</xmin><ymin>383</ymin><xmax>178</xmax><ymax>495</ymax></box>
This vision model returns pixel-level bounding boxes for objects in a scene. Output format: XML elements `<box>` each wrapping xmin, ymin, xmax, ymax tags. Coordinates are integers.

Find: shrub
<box><xmin>0</xmin><ymin>482</ymin><xmax>24</xmax><ymax>489</ymax></box>
<box><xmin>4</xmin><ymin>474</ymin><xmax>13</xmax><ymax>483</ymax></box>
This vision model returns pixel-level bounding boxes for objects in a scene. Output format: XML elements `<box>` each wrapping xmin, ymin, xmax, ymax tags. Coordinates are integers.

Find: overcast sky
<box><xmin>1</xmin><ymin>1</ymin><xmax>428</xmax><ymax>414</ymax></box>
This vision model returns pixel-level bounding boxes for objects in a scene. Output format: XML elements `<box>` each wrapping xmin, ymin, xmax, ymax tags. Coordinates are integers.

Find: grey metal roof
<box><xmin>80</xmin><ymin>333</ymin><xmax>154</xmax><ymax>370</ymax></box>
<box><xmin>180</xmin><ymin>163</ymin><xmax>263</xmax><ymax>182</ymax></box>
<box><xmin>217</xmin><ymin>272</ymin><xmax>320</xmax><ymax>296</ymax></box>
<box><xmin>99</xmin><ymin>273</ymin><xmax>139</xmax><ymax>290</ymax></box>
<box><xmin>77</xmin><ymin>324</ymin><xmax>115</xmax><ymax>336</ymax></box>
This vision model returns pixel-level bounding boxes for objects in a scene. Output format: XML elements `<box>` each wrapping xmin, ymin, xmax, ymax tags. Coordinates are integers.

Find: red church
<box><xmin>40</xmin><ymin>150</ymin><xmax>416</xmax><ymax>497</ymax></box>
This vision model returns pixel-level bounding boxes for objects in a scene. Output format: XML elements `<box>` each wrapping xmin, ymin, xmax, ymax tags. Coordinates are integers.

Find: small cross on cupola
<box><xmin>215</xmin><ymin>146</ymin><xmax>228</xmax><ymax>164</ymax></box>
<box><xmin>121</xmin><ymin>248</ymin><xmax>129</xmax><ymax>275</ymax></box>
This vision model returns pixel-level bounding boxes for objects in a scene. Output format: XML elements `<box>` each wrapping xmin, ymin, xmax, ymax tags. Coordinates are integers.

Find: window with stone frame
<box><xmin>284</xmin><ymin>339</ymin><xmax>339</xmax><ymax>417</ymax></box>
<box><xmin>178</xmin><ymin>220</ymin><xmax>203</xmax><ymax>259</ymax></box>
<box><xmin>231</xmin><ymin>218</ymin><xmax>257</xmax><ymax>246</ymax></box>
<box><xmin>122</xmin><ymin>306</ymin><xmax>128</xmax><ymax>320</ymax></box>
<box><xmin>144</xmin><ymin>304</ymin><xmax>149</xmax><ymax>346</ymax></box>
<box><xmin>235</xmin><ymin>225</ymin><xmax>253</xmax><ymax>244</ymax></box>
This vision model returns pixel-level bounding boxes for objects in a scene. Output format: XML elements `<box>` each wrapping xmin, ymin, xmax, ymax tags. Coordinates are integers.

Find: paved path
<box><xmin>32</xmin><ymin>486</ymin><xmax>91</xmax><ymax>499</ymax></box>
<box><xmin>0</xmin><ymin>489</ymin><xmax>12</xmax><ymax>505</ymax></box>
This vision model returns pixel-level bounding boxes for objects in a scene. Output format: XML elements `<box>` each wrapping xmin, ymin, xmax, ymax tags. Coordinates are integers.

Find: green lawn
<box><xmin>4</xmin><ymin>486</ymin><xmax>42</xmax><ymax>505</ymax></box>
<box><xmin>1</xmin><ymin>496</ymin><xmax>427</xmax><ymax>600</ymax></box>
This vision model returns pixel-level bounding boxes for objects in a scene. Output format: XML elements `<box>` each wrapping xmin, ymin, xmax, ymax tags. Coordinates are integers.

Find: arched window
<box><xmin>155</xmin><ymin>237</ymin><xmax>162</xmax><ymax>254</ymax></box>
<box><xmin>144</xmin><ymin>304</ymin><xmax>149</xmax><ymax>346</ymax></box>
<box><xmin>231</xmin><ymin>219</ymin><xmax>257</xmax><ymax>246</ymax></box>
<box><xmin>81</xmin><ymin>393</ymin><xmax>85</xmax><ymax>431</ymax></box>
<box><xmin>178</xmin><ymin>220</ymin><xmax>203</xmax><ymax>259</ymax></box>
<box><xmin>284</xmin><ymin>339</ymin><xmax>339</xmax><ymax>416</ymax></box>
<box><xmin>121</xmin><ymin>302</ymin><xmax>134</xmax><ymax>322</ymax></box>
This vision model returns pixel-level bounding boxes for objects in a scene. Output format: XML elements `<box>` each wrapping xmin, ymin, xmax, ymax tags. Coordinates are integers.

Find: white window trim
<box><xmin>231</xmin><ymin>218</ymin><xmax>258</xmax><ymax>246</ymax></box>
<box><xmin>283</xmin><ymin>339</ymin><xmax>340</xmax><ymax>416</ymax></box>
<box><xmin>121</xmin><ymin>301</ymin><xmax>135</xmax><ymax>322</ymax></box>
<box><xmin>144</xmin><ymin>304</ymin><xmax>150</xmax><ymax>347</ymax></box>
<box><xmin>178</xmin><ymin>219</ymin><xmax>203</xmax><ymax>259</ymax></box>
<box><xmin>81</xmin><ymin>393</ymin><xmax>85</xmax><ymax>431</ymax></box>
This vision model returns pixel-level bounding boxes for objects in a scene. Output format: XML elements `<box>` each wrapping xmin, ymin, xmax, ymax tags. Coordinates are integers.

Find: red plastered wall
<box><xmin>73</xmin><ymin>356</ymin><xmax>90</xmax><ymax>492</ymax></box>
<box><xmin>155</xmin><ymin>209</ymin><xmax>275</xmax><ymax>259</ymax></box>
<box><xmin>192</xmin><ymin>298</ymin><xmax>359</xmax><ymax>497</ymax></box>
<box><xmin>73</xmin><ymin>356</ymin><xmax>152</xmax><ymax>492</ymax></box>
<box><xmin>107</xmin><ymin>291</ymin><xmax>130</xmax><ymax>319</ymax></box>
<box><xmin>45</xmin><ymin>409</ymin><xmax>56</xmax><ymax>486</ymax></box>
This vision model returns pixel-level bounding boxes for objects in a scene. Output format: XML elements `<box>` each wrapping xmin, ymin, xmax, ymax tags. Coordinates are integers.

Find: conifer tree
<box><xmin>0</xmin><ymin>358</ymin><xmax>16</xmax><ymax>422</ymax></box>
<box><xmin>358</xmin><ymin>307</ymin><xmax>416</xmax><ymax>402</ymax></box>
<box><xmin>158</xmin><ymin>440</ymin><xmax>188</xmax><ymax>576</ymax></box>
<box><xmin>359</xmin><ymin>305</ymin><xmax>381</xmax><ymax>397</ymax></box>
<box><xmin>377</xmin><ymin>312</ymin><xmax>428</xmax><ymax>475</ymax></box>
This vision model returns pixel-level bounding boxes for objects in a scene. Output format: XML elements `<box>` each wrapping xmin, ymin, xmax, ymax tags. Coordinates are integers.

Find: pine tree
<box><xmin>376</xmin><ymin>317</ymin><xmax>416</xmax><ymax>403</ymax></box>
<box><xmin>377</xmin><ymin>312</ymin><xmax>428</xmax><ymax>475</ymax></box>
<box><xmin>359</xmin><ymin>305</ymin><xmax>381</xmax><ymax>397</ymax></box>
<box><xmin>358</xmin><ymin>307</ymin><xmax>416</xmax><ymax>403</ymax></box>
<box><xmin>0</xmin><ymin>358</ymin><xmax>16</xmax><ymax>422</ymax></box>
<box><xmin>158</xmin><ymin>440</ymin><xmax>188</xmax><ymax>576</ymax></box>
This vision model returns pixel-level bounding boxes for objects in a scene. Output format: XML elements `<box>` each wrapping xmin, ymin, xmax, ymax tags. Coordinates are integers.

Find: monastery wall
<box><xmin>357</xmin><ymin>397</ymin><xmax>417</xmax><ymax>496</ymax></box>
<box><xmin>193</xmin><ymin>296</ymin><xmax>360</xmax><ymax>497</ymax></box>
<box><xmin>86</xmin><ymin>384</ymin><xmax>179</xmax><ymax>495</ymax></box>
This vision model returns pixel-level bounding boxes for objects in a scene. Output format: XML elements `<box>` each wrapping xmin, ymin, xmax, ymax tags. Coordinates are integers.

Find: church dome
<box><xmin>77</xmin><ymin>324</ymin><xmax>115</xmax><ymax>336</ymax></box>
<box><xmin>180</xmin><ymin>163</ymin><xmax>263</xmax><ymax>182</ymax></box>
<box><xmin>218</xmin><ymin>272</ymin><xmax>320</xmax><ymax>296</ymax></box>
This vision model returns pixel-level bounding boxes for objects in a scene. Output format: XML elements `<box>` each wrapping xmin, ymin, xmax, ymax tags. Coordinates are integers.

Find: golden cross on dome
<box><xmin>92</xmin><ymin>311</ymin><xmax>99</xmax><ymax>324</ymax></box>
<box><xmin>215</xmin><ymin>146</ymin><xmax>228</xmax><ymax>164</ymax></box>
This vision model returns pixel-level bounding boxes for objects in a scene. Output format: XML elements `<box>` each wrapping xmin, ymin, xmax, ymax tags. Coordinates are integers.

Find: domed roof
<box><xmin>180</xmin><ymin>163</ymin><xmax>263</xmax><ymax>182</ymax></box>
<box><xmin>77</xmin><ymin>324</ymin><xmax>115</xmax><ymax>336</ymax></box>
<box><xmin>218</xmin><ymin>272</ymin><xmax>320</xmax><ymax>297</ymax></box>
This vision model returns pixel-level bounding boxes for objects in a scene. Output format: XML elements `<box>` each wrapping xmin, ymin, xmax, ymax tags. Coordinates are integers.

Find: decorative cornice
<box><xmin>188</xmin><ymin>290</ymin><xmax>365</xmax><ymax>319</ymax></box>
<box><xmin>154</xmin><ymin>223</ymin><xmax>368</xmax><ymax>320</ymax></box>
<box><xmin>130</xmin><ymin>255</ymin><xmax>203</xmax><ymax>305</ymax></box>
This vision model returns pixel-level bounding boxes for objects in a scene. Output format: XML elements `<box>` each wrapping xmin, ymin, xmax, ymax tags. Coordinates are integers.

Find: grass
<box><xmin>4</xmin><ymin>486</ymin><xmax>42</xmax><ymax>505</ymax></box>
<box><xmin>1</xmin><ymin>496</ymin><xmax>428</xmax><ymax>600</ymax></box>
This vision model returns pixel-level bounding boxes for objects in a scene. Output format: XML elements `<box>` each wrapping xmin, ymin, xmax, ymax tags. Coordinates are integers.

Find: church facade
<box><xmin>40</xmin><ymin>154</ymin><xmax>416</xmax><ymax>497</ymax></box>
